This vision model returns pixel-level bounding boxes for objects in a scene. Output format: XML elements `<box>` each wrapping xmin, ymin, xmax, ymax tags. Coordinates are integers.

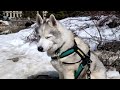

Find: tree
<box><xmin>0</xmin><ymin>11</ymin><xmax>3</xmax><ymax>15</ymax></box>
<box><xmin>22</xmin><ymin>11</ymin><xmax>38</xmax><ymax>18</ymax></box>
<box><xmin>0</xmin><ymin>11</ymin><xmax>3</xmax><ymax>19</ymax></box>
<box><xmin>22</xmin><ymin>11</ymin><xmax>120</xmax><ymax>20</ymax></box>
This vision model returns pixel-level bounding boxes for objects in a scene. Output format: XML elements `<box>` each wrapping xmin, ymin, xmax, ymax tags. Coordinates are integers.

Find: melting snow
<box><xmin>0</xmin><ymin>16</ymin><xmax>120</xmax><ymax>79</ymax></box>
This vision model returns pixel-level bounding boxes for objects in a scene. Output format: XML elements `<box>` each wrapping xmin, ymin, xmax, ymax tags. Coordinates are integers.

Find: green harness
<box><xmin>51</xmin><ymin>41</ymin><xmax>92</xmax><ymax>79</ymax></box>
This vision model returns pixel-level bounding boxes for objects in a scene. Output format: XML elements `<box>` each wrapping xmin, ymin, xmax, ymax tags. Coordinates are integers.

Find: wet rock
<box><xmin>27</xmin><ymin>71</ymin><xmax>59</xmax><ymax>79</ymax></box>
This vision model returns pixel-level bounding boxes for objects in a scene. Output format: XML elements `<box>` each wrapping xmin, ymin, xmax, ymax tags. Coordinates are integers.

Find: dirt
<box><xmin>97</xmin><ymin>41</ymin><xmax>120</xmax><ymax>53</ymax></box>
<box><xmin>97</xmin><ymin>41</ymin><xmax>120</xmax><ymax>72</ymax></box>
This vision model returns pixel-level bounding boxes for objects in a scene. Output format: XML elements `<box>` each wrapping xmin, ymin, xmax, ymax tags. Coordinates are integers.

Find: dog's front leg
<box><xmin>59</xmin><ymin>72</ymin><xmax>64</xmax><ymax>79</ymax></box>
<box><xmin>63</xmin><ymin>70</ymin><xmax>74</xmax><ymax>79</ymax></box>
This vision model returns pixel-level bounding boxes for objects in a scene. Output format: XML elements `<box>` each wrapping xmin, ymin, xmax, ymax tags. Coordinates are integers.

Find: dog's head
<box><xmin>35</xmin><ymin>14</ymin><xmax>64</xmax><ymax>53</ymax></box>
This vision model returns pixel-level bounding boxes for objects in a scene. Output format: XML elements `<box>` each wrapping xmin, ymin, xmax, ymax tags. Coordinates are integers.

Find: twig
<box><xmin>92</xmin><ymin>20</ymin><xmax>103</xmax><ymax>42</ymax></box>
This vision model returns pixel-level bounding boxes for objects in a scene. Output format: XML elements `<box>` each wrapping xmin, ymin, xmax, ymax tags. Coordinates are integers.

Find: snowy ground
<box><xmin>0</xmin><ymin>28</ymin><xmax>56</xmax><ymax>79</ymax></box>
<box><xmin>0</xmin><ymin>20</ymin><xmax>9</xmax><ymax>25</ymax></box>
<box><xmin>0</xmin><ymin>16</ymin><xmax>120</xmax><ymax>79</ymax></box>
<box><xmin>60</xmin><ymin>16</ymin><xmax>120</xmax><ymax>50</ymax></box>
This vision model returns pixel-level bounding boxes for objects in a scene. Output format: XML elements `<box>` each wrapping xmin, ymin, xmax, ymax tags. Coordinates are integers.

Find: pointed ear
<box><xmin>49</xmin><ymin>14</ymin><xmax>57</xmax><ymax>26</ymax></box>
<box><xmin>36</xmin><ymin>14</ymin><xmax>43</xmax><ymax>25</ymax></box>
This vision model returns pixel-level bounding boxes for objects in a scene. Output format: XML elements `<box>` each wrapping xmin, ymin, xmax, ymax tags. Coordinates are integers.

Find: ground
<box><xmin>0</xmin><ymin>15</ymin><xmax>120</xmax><ymax>79</ymax></box>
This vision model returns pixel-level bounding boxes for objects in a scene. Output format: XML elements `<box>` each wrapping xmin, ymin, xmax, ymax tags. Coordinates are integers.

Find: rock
<box><xmin>7</xmin><ymin>57</ymin><xmax>19</xmax><ymax>62</ymax></box>
<box><xmin>27</xmin><ymin>71</ymin><xmax>59</xmax><ymax>79</ymax></box>
<box><xmin>25</xmin><ymin>21</ymin><xmax>34</xmax><ymax>28</ymax></box>
<box><xmin>97</xmin><ymin>41</ymin><xmax>120</xmax><ymax>52</ymax></box>
<box><xmin>107</xmin><ymin>20</ymin><xmax>120</xmax><ymax>28</ymax></box>
<box><xmin>90</xmin><ymin>16</ymin><xmax>100</xmax><ymax>20</ymax></box>
<box><xmin>95</xmin><ymin>50</ymin><xmax>120</xmax><ymax>72</ymax></box>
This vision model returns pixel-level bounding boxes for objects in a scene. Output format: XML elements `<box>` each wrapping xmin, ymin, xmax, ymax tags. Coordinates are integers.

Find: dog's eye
<box><xmin>38</xmin><ymin>35</ymin><xmax>41</xmax><ymax>38</ymax></box>
<box><xmin>45</xmin><ymin>36</ymin><xmax>52</xmax><ymax>39</ymax></box>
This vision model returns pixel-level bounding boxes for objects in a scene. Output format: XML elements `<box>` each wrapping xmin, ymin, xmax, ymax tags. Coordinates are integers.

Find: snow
<box><xmin>107</xmin><ymin>70</ymin><xmax>120</xmax><ymax>79</ymax></box>
<box><xmin>0</xmin><ymin>20</ymin><xmax>9</xmax><ymax>25</ymax></box>
<box><xmin>0</xmin><ymin>16</ymin><xmax>120</xmax><ymax>79</ymax></box>
<box><xmin>60</xmin><ymin>17</ymin><xmax>120</xmax><ymax>50</ymax></box>
<box><xmin>0</xmin><ymin>28</ymin><xmax>56</xmax><ymax>79</ymax></box>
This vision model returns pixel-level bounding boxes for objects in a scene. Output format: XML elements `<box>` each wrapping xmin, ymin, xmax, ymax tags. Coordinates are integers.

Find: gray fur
<box><xmin>36</xmin><ymin>14</ymin><xmax>107</xmax><ymax>79</ymax></box>
<box><xmin>50</xmin><ymin>31</ymin><xmax>61</xmax><ymax>38</ymax></box>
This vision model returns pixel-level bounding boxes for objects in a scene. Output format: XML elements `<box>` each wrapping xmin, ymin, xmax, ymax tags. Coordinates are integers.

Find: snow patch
<box><xmin>0</xmin><ymin>15</ymin><xmax>120</xmax><ymax>78</ymax></box>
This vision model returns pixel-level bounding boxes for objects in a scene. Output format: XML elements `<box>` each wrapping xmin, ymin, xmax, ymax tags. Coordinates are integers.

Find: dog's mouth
<box><xmin>37</xmin><ymin>47</ymin><xmax>53</xmax><ymax>53</ymax></box>
<box><xmin>47</xmin><ymin>47</ymin><xmax>53</xmax><ymax>52</ymax></box>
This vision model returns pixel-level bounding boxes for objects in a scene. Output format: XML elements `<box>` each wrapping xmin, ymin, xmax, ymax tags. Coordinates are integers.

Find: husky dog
<box><xmin>35</xmin><ymin>13</ymin><xmax>107</xmax><ymax>79</ymax></box>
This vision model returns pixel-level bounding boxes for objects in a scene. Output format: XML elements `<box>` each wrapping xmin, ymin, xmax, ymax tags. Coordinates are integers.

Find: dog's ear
<box><xmin>49</xmin><ymin>14</ymin><xmax>57</xmax><ymax>26</ymax></box>
<box><xmin>36</xmin><ymin>14</ymin><xmax>43</xmax><ymax>25</ymax></box>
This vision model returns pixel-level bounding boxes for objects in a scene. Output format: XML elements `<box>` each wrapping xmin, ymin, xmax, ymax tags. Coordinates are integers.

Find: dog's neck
<box><xmin>58</xmin><ymin>34</ymin><xmax>74</xmax><ymax>55</ymax></box>
<box><xmin>50</xmin><ymin>23</ymin><xmax>75</xmax><ymax>57</ymax></box>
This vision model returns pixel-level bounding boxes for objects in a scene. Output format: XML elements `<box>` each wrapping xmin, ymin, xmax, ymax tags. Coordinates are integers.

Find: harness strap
<box><xmin>60</xmin><ymin>48</ymin><xmax>75</xmax><ymax>58</ymax></box>
<box><xmin>74</xmin><ymin>64</ymin><xmax>84</xmax><ymax>79</ymax></box>
<box><xmin>74</xmin><ymin>50</ymin><xmax>91</xmax><ymax>79</ymax></box>
<box><xmin>51</xmin><ymin>40</ymin><xmax>92</xmax><ymax>79</ymax></box>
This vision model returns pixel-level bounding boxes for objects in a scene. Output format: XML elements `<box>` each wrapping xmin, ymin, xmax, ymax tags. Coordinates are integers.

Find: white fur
<box><xmin>37</xmin><ymin>38</ymin><xmax>53</xmax><ymax>51</ymax></box>
<box><xmin>36</xmin><ymin>14</ymin><xmax>107</xmax><ymax>79</ymax></box>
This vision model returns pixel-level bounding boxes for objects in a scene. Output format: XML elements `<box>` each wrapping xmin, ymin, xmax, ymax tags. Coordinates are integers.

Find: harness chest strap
<box><xmin>51</xmin><ymin>40</ymin><xmax>92</xmax><ymax>79</ymax></box>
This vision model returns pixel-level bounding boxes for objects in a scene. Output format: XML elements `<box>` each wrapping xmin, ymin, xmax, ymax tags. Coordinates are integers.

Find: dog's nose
<box><xmin>38</xmin><ymin>46</ymin><xmax>44</xmax><ymax>52</ymax></box>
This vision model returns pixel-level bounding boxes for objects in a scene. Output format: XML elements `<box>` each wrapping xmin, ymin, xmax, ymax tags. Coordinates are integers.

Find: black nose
<box><xmin>38</xmin><ymin>46</ymin><xmax>44</xmax><ymax>52</ymax></box>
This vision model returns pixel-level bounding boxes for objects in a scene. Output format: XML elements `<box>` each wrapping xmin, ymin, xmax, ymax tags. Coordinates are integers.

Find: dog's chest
<box><xmin>51</xmin><ymin>60</ymin><xmax>63</xmax><ymax>72</ymax></box>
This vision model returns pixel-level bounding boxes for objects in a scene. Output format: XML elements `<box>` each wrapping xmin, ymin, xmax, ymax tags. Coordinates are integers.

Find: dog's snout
<box><xmin>38</xmin><ymin>46</ymin><xmax>44</xmax><ymax>52</ymax></box>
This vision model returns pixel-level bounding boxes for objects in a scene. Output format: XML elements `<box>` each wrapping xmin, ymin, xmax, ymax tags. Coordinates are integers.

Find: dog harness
<box><xmin>51</xmin><ymin>40</ymin><xmax>92</xmax><ymax>79</ymax></box>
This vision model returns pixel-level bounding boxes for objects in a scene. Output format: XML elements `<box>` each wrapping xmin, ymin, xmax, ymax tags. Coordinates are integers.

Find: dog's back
<box><xmin>75</xmin><ymin>36</ymin><xmax>107</xmax><ymax>79</ymax></box>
